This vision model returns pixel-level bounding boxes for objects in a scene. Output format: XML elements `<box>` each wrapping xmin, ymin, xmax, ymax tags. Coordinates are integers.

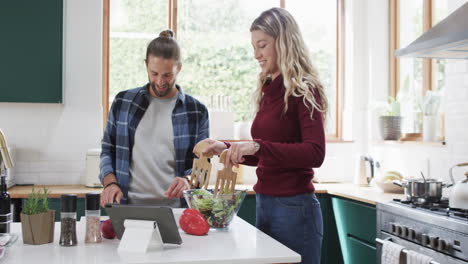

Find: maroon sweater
<box><xmin>244</xmin><ymin>75</ymin><xmax>326</xmax><ymax>196</ymax></box>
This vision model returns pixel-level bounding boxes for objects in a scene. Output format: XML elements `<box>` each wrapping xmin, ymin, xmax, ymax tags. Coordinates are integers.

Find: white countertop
<box><xmin>3</xmin><ymin>210</ymin><xmax>301</xmax><ymax>264</ymax></box>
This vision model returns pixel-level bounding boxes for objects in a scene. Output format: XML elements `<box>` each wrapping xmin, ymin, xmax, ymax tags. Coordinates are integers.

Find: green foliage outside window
<box><xmin>109</xmin><ymin>0</ymin><xmax>336</xmax><ymax>126</ymax></box>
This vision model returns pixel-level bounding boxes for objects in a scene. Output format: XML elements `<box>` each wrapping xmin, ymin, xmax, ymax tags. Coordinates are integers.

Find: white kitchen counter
<box><xmin>3</xmin><ymin>210</ymin><xmax>301</xmax><ymax>264</ymax></box>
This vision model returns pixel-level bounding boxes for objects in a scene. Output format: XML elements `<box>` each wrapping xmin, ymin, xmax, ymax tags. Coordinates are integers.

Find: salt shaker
<box><xmin>59</xmin><ymin>194</ymin><xmax>77</xmax><ymax>246</ymax></box>
<box><xmin>84</xmin><ymin>192</ymin><xmax>102</xmax><ymax>243</ymax></box>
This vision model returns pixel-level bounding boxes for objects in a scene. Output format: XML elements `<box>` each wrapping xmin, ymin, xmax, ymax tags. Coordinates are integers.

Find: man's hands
<box><xmin>165</xmin><ymin>176</ymin><xmax>190</xmax><ymax>198</ymax></box>
<box><xmin>100</xmin><ymin>173</ymin><xmax>191</xmax><ymax>206</ymax></box>
<box><xmin>100</xmin><ymin>173</ymin><xmax>124</xmax><ymax>207</ymax></box>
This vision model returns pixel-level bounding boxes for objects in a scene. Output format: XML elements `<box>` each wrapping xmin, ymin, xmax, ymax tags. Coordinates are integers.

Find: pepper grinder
<box><xmin>59</xmin><ymin>194</ymin><xmax>77</xmax><ymax>246</ymax></box>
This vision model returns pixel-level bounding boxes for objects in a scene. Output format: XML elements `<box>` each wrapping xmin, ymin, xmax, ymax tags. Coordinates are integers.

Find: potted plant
<box><xmin>20</xmin><ymin>187</ymin><xmax>55</xmax><ymax>245</ymax></box>
<box><xmin>377</xmin><ymin>97</ymin><xmax>402</xmax><ymax>140</ymax></box>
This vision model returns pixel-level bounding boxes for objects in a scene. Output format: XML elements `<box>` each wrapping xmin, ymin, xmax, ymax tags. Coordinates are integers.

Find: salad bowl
<box><xmin>183</xmin><ymin>189</ymin><xmax>247</xmax><ymax>229</ymax></box>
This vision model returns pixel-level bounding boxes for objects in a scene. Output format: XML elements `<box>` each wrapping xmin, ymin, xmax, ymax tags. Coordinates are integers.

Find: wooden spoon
<box><xmin>189</xmin><ymin>141</ymin><xmax>214</xmax><ymax>189</ymax></box>
<box><xmin>213</xmin><ymin>150</ymin><xmax>237</xmax><ymax>196</ymax></box>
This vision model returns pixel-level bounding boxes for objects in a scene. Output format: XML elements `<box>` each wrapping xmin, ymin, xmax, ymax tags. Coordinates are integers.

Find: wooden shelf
<box><xmin>372</xmin><ymin>140</ymin><xmax>446</xmax><ymax>146</ymax></box>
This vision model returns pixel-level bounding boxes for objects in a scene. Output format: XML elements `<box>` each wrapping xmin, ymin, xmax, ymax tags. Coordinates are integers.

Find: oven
<box><xmin>376</xmin><ymin>201</ymin><xmax>468</xmax><ymax>264</ymax></box>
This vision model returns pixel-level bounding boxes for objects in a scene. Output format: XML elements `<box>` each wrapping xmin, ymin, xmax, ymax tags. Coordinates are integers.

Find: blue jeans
<box><xmin>256</xmin><ymin>193</ymin><xmax>323</xmax><ymax>264</ymax></box>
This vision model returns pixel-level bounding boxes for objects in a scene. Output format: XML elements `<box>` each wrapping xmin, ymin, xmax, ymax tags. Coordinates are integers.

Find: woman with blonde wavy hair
<box><xmin>195</xmin><ymin>7</ymin><xmax>327</xmax><ymax>264</ymax></box>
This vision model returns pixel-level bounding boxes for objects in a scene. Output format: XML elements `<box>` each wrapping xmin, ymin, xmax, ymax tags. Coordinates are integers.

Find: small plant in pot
<box><xmin>377</xmin><ymin>97</ymin><xmax>402</xmax><ymax>140</ymax></box>
<box><xmin>21</xmin><ymin>187</ymin><xmax>55</xmax><ymax>245</ymax></box>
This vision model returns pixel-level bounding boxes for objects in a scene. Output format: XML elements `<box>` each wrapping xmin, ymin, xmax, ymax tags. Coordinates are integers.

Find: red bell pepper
<box><xmin>179</xmin><ymin>208</ymin><xmax>210</xmax><ymax>236</ymax></box>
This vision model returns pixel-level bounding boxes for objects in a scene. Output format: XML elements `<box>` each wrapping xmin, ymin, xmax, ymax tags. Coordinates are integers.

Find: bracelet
<box><xmin>104</xmin><ymin>181</ymin><xmax>120</xmax><ymax>189</ymax></box>
<box><xmin>252</xmin><ymin>141</ymin><xmax>260</xmax><ymax>153</ymax></box>
<box><xmin>182</xmin><ymin>175</ymin><xmax>191</xmax><ymax>182</ymax></box>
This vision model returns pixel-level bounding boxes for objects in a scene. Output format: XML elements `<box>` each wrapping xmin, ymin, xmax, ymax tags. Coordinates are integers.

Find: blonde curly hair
<box><xmin>250</xmin><ymin>8</ymin><xmax>328</xmax><ymax>121</ymax></box>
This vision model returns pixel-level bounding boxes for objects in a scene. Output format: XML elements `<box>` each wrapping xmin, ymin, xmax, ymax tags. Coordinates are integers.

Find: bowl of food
<box><xmin>183</xmin><ymin>189</ymin><xmax>247</xmax><ymax>229</ymax></box>
<box><xmin>375</xmin><ymin>181</ymin><xmax>404</xmax><ymax>193</ymax></box>
<box><xmin>375</xmin><ymin>171</ymin><xmax>404</xmax><ymax>193</ymax></box>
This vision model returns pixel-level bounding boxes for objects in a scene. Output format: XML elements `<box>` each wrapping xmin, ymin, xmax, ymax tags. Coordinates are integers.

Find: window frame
<box><xmin>389</xmin><ymin>0</ymin><xmax>436</xmax><ymax>98</ymax></box>
<box><xmin>102</xmin><ymin>0</ymin><xmax>345</xmax><ymax>141</ymax></box>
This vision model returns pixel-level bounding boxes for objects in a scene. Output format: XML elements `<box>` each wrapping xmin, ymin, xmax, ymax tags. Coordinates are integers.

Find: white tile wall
<box><xmin>369</xmin><ymin>60</ymin><xmax>468</xmax><ymax>186</ymax></box>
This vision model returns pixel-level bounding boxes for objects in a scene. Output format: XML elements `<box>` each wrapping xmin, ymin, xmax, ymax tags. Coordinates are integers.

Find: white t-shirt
<box><xmin>128</xmin><ymin>95</ymin><xmax>181</xmax><ymax>207</ymax></box>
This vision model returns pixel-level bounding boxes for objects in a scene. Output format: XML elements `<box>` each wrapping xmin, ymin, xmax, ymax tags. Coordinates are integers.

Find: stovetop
<box><xmin>378</xmin><ymin>200</ymin><xmax>468</xmax><ymax>262</ymax></box>
<box><xmin>392</xmin><ymin>199</ymin><xmax>468</xmax><ymax>222</ymax></box>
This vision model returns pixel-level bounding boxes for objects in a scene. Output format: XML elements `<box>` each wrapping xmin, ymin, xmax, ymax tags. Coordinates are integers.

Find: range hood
<box><xmin>395</xmin><ymin>2</ymin><xmax>468</xmax><ymax>59</ymax></box>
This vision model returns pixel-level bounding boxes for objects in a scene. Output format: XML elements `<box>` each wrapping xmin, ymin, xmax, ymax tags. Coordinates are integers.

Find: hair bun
<box><xmin>159</xmin><ymin>29</ymin><xmax>174</xmax><ymax>38</ymax></box>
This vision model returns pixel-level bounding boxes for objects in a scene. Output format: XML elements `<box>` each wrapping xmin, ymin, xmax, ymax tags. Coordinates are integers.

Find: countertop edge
<box><xmin>8</xmin><ymin>183</ymin><xmax>405</xmax><ymax>205</ymax></box>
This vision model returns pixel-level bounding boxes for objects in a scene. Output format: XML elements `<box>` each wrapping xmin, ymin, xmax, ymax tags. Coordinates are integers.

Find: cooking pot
<box><xmin>393</xmin><ymin>178</ymin><xmax>446</xmax><ymax>204</ymax></box>
<box><xmin>448</xmin><ymin>162</ymin><xmax>468</xmax><ymax>210</ymax></box>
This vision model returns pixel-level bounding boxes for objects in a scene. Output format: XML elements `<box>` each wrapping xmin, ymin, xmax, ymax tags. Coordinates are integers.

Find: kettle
<box><xmin>354</xmin><ymin>155</ymin><xmax>377</xmax><ymax>186</ymax></box>
<box><xmin>448</xmin><ymin>163</ymin><xmax>468</xmax><ymax>210</ymax></box>
<box><xmin>84</xmin><ymin>149</ymin><xmax>103</xmax><ymax>188</ymax></box>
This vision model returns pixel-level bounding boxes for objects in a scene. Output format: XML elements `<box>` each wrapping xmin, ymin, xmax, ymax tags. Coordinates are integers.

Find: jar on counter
<box><xmin>84</xmin><ymin>192</ymin><xmax>102</xmax><ymax>243</ymax></box>
<box><xmin>59</xmin><ymin>194</ymin><xmax>77</xmax><ymax>246</ymax></box>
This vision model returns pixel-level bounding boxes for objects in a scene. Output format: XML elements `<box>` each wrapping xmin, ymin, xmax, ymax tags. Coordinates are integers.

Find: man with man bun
<box><xmin>99</xmin><ymin>30</ymin><xmax>209</xmax><ymax>207</ymax></box>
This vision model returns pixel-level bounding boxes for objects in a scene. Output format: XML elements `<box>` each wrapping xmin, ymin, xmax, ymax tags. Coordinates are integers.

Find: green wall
<box><xmin>0</xmin><ymin>0</ymin><xmax>63</xmax><ymax>103</ymax></box>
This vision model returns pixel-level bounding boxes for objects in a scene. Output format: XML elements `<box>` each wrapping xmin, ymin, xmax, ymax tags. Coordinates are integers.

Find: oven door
<box><xmin>376</xmin><ymin>233</ymin><xmax>465</xmax><ymax>264</ymax></box>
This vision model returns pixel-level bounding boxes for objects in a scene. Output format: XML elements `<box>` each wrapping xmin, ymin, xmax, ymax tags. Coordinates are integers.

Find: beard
<box><xmin>149</xmin><ymin>79</ymin><xmax>176</xmax><ymax>98</ymax></box>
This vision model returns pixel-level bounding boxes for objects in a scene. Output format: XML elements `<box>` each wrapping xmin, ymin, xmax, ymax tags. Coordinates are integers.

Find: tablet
<box><xmin>105</xmin><ymin>204</ymin><xmax>182</xmax><ymax>245</ymax></box>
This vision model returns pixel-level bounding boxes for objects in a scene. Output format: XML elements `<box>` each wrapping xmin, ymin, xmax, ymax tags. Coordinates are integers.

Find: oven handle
<box><xmin>375</xmin><ymin>238</ymin><xmax>440</xmax><ymax>264</ymax></box>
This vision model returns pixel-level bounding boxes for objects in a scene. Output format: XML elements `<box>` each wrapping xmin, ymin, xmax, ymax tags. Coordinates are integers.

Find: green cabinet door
<box><xmin>237</xmin><ymin>194</ymin><xmax>256</xmax><ymax>226</ymax></box>
<box><xmin>332</xmin><ymin>197</ymin><xmax>376</xmax><ymax>264</ymax></box>
<box><xmin>317</xmin><ymin>194</ymin><xmax>344</xmax><ymax>264</ymax></box>
<box><xmin>347</xmin><ymin>235</ymin><xmax>377</xmax><ymax>262</ymax></box>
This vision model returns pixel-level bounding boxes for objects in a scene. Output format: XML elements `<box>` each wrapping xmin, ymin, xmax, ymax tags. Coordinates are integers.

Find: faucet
<box><xmin>0</xmin><ymin>129</ymin><xmax>14</xmax><ymax>177</ymax></box>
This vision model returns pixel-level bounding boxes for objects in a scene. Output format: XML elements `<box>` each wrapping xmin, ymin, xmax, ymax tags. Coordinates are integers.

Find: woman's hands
<box><xmin>224</xmin><ymin>141</ymin><xmax>258</xmax><ymax>168</ymax></box>
<box><xmin>193</xmin><ymin>138</ymin><xmax>227</xmax><ymax>156</ymax></box>
<box><xmin>194</xmin><ymin>139</ymin><xmax>259</xmax><ymax>168</ymax></box>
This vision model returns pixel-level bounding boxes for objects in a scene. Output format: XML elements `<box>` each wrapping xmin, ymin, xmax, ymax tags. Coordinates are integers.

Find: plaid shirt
<box><xmin>99</xmin><ymin>84</ymin><xmax>209</xmax><ymax>202</ymax></box>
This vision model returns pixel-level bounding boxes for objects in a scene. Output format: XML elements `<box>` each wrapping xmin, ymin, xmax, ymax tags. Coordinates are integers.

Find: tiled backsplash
<box><xmin>370</xmin><ymin>60</ymin><xmax>468</xmax><ymax>185</ymax></box>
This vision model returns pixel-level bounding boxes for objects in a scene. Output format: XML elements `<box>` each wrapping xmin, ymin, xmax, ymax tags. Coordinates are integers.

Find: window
<box><xmin>286</xmin><ymin>0</ymin><xmax>341</xmax><ymax>137</ymax></box>
<box><xmin>177</xmin><ymin>0</ymin><xmax>278</xmax><ymax>122</ymax></box>
<box><xmin>108</xmin><ymin>0</ymin><xmax>168</xmax><ymax>99</ymax></box>
<box><xmin>389</xmin><ymin>0</ymin><xmax>450</xmax><ymax>138</ymax></box>
<box><xmin>103</xmin><ymin>0</ymin><xmax>345</xmax><ymax>139</ymax></box>
<box><xmin>432</xmin><ymin>0</ymin><xmax>448</xmax><ymax>93</ymax></box>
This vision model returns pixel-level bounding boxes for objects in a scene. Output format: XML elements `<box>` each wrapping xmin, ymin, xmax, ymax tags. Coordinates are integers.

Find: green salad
<box><xmin>187</xmin><ymin>189</ymin><xmax>246</xmax><ymax>228</ymax></box>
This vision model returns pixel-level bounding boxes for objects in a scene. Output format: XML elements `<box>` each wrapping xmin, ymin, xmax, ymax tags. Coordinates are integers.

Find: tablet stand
<box><xmin>117</xmin><ymin>219</ymin><xmax>163</xmax><ymax>253</ymax></box>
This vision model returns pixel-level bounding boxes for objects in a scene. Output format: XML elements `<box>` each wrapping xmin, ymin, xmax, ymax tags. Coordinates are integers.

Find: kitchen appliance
<box><xmin>84</xmin><ymin>149</ymin><xmax>102</xmax><ymax>188</ymax></box>
<box><xmin>450</xmin><ymin>171</ymin><xmax>468</xmax><ymax>210</ymax></box>
<box><xmin>393</xmin><ymin>178</ymin><xmax>446</xmax><ymax>204</ymax></box>
<box><xmin>377</xmin><ymin>199</ymin><xmax>468</xmax><ymax>264</ymax></box>
<box><xmin>395</xmin><ymin>2</ymin><xmax>468</xmax><ymax>59</ymax></box>
<box><xmin>354</xmin><ymin>155</ymin><xmax>377</xmax><ymax>186</ymax></box>
<box><xmin>449</xmin><ymin>162</ymin><xmax>468</xmax><ymax>210</ymax></box>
